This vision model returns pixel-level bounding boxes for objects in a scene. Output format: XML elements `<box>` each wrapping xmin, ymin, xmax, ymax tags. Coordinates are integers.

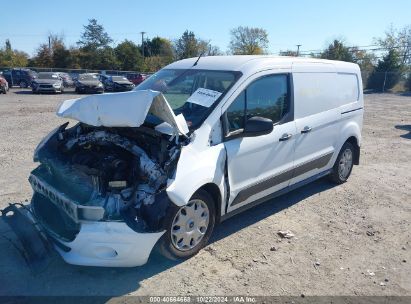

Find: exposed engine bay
<box><xmin>30</xmin><ymin>121</ymin><xmax>184</xmax><ymax>240</ymax></box>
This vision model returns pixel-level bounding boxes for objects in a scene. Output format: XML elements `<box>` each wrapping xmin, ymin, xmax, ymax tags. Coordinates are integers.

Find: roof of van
<box><xmin>165</xmin><ymin>55</ymin><xmax>360</xmax><ymax>74</ymax></box>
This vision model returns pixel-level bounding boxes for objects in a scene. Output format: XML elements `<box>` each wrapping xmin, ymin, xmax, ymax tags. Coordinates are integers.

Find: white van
<box><xmin>4</xmin><ymin>56</ymin><xmax>363</xmax><ymax>267</ymax></box>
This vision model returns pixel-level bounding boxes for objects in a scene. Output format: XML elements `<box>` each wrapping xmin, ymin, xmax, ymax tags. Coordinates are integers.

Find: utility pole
<box><xmin>140</xmin><ymin>31</ymin><xmax>146</xmax><ymax>57</ymax></box>
<box><xmin>296</xmin><ymin>44</ymin><xmax>302</xmax><ymax>57</ymax></box>
<box><xmin>48</xmin><ymin>35</ymin><xmax>52</xmax><ymax>55</ymax></box>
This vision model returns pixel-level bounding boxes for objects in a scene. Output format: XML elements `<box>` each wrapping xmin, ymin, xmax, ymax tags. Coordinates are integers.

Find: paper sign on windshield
<box><xmin>187</xmin><ymin>88</ymin><xmax>222</xmax><ymax>108</ymax></box>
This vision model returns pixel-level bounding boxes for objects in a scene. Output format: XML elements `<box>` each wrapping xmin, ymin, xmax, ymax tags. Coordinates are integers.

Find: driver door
<box><xmin>223</xmin><ymin>73</ymin><xmax>296</xmax><ymax>213</ymax></box>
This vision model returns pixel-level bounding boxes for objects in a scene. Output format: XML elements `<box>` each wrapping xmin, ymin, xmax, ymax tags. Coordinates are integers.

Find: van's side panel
<box><xmin>290</xmin><ymin>62</ymin><xmax>363</xmax><ymax>186</ymax></box>
<box><xmin>290</xmin><ymin>63</ymin><xmax>340</xmax><ymax>184</ymax></box>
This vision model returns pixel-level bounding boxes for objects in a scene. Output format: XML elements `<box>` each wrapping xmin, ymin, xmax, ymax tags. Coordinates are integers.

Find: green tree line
<box><xmin>1</xmin><ymin>20</ymin><xmax>410</xmax><ymax>91</ymax></box>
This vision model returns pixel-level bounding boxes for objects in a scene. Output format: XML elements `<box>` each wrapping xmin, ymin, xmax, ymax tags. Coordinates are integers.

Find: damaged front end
<box><xmin>33</xmin><ymin>122</ymin><xmax>180</xmax><ymax>238</ymax></box>
<box><xmin>4</xmin><ymin>90</ymin><xmax>190</xmax><ymax>267</ymax></box>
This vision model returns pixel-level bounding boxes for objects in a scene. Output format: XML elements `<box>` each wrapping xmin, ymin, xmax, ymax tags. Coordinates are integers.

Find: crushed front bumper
<box><xmin>2</xmin><ymin>202</ymin><xmax>165</xmax><ymax>268</ymax></box>
<box><xmin>54</xmin><ymin>221</ymin><xmax>165</xmax><ymax>267</ymax></box>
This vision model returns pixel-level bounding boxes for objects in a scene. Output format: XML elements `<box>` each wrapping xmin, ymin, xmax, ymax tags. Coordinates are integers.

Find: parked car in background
<box><xmin>75</xmin><ymin>73</ymin><xmax>104</xmax><ymax>94</ymax></box>
<box><xmin>0</xmin><ymin>74</ymin><xmax>9</xmax><ymax>94</ymax></box>
<box><xmin>126</xmin><ymin>73</ymin><xmax>147</xmax><ymax>85</ymax></box>
<box><xmin>31</xmin><ymin>72</ymin><xmax>64</xmax><ymax>94</ymax></box>
<box><xmin>102</xmin><ymin>75</ymin><xmax>135</xmax><ymax>92</ymax></box>
<box><xmin>69</xmin><ymin>72</ymin><xmax>80</xmax><ymax>81</ymax></box>
<box><xmin>2</xmin><ymin>68</ymin><xmax>37</xmax><ymax>88</ymax></box>
<box><xmin>57</xmin><ymin>72</ymin><xmax>74</xmax><ymax>88</ymax></box>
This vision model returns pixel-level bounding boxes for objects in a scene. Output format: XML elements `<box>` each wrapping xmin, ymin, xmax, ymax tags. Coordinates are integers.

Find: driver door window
<box><xmin>225</xmin><ymin>74</ymin><xmax>290</xmax><ymax>135</ymax></box>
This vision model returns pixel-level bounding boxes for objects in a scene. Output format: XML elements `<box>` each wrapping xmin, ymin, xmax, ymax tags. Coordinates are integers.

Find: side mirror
<box><xmin>243</xmin><ymin>116</ymin><xmax>273</xmax><ymax>137</ymax></box>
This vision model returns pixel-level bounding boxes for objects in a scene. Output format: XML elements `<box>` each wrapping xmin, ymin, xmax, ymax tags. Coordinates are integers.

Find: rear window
<box><xmin>337</xmin><ymin>73</ymin><xmax>359</xmax><ymax>103</ymax></box>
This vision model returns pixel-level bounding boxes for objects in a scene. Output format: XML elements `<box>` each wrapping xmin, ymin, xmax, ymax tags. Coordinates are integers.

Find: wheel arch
<box><xmin>195</xmin><ymin>183</ymin><xmax>222</xmax><ymax>223</ymax></box>
<box><xmin>345</xmin><ymin>136</ymin><xmax>360</xmax><ymax>165</ymax></box>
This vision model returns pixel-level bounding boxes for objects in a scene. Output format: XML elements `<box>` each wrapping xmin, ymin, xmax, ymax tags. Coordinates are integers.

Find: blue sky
<box><xmin>2</xmin><ymin>0</ymin><xmax>411</xmax><ymax>56</ymax></box>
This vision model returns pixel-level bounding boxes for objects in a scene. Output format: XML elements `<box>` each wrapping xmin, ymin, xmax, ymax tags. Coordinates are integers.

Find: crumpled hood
<box><xmin>56</xmin><ymin>89</ymin><xmax>189</xmax><ymax>136</ymax></box>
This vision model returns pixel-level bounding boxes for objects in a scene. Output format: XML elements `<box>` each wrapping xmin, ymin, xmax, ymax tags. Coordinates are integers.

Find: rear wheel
<box><xmin>329</xmin><ymin>142</ymin><xmax>354</xmax><ymax>184</ymax></box>
<box><xmin>158</xmin><ymin>190</ymin><xmax>216</xmax><ymax>260</ymax></box>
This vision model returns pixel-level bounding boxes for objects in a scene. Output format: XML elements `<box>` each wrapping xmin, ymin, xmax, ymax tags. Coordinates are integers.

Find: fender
<box><xmin>166</xmin><ymin>143</ymin><xmax>226</xmax><ymax>207</ymax></box>
<box><xmin>339</xmin><ymin>118</ymin><xmax>362</xmax><ymax>147</ymax></box>
<box><xmin>330</xmin><ymin>117</ymin><xmax>362</xmax><ymax>166</ymax></box>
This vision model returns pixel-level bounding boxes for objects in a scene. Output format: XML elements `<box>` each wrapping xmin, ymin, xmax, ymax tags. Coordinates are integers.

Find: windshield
<box><xmin>37</xmin><ymin>72</ymin><xmax>59</xmax><ymax>80</ymax></box>
<box><xmin>111</xmin><ymin>76</ymin><xmax>128</xmax><ymax>81</ymax></box>
<box><xmin>135</xmin><ymin>69</ymin><xmax>240</xmax><ymax>128</ymax></box>
<box><xmin>79</xmin><ymin>74</ymin><xmax>98</xmax><ymax>81</ymax></box>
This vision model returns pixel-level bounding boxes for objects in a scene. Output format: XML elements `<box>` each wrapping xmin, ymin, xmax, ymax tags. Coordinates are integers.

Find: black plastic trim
<box><xmin>230</xmin><ymin>152</ymin><xmax>333</xmax><ymax>207</ymax></box>
<box><xmin>221</xmin><ymin>169</ymin><xmax>331</xmax><ymax>222</ymax></box>
<box><xmin>341</xmin><ymin>107</ymin><xmax>363</xmax><ymax>114</ymax></box>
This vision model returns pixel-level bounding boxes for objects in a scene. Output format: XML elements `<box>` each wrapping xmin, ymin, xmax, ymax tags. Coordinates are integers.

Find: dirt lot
<box><xmin>0</xmin><ymin>88</ymin><xmax>409</xmax><ymax>297</ymax></box>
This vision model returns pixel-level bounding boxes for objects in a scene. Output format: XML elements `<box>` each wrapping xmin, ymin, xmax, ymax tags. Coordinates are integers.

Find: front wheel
<box><xmin>329</xmin><ymin>142</ymin><xmax>354</xmax><ymax>184</ymax></box>
<box><xmin>158</xmin><ymin>190</ymin><xmax>216</xmax><ymax>260</ymax></box>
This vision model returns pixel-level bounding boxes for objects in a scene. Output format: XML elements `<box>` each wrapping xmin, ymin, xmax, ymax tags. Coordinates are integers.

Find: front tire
<box><xmin>158</xmin><ymin>190</ymin><xmax>216</xmax><ymax>260</ymax></box>
<box><xmin>329</xmin><ymin>142</ymin><xmax>354</xmax><ymax>184</ymax></box>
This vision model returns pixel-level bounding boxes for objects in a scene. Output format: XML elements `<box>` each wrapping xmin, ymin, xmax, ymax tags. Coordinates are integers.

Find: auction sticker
<box><xmin>187</xmin><ymin>88</ymin><xmax>222</xmax><ymax>107</ymax></box>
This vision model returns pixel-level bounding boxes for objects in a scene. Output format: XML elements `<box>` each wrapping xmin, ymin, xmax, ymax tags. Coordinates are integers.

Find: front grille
<box><xmin>31</xmin><ymin>192</ymin><xmax>80</xmax><ymax>242</ymax></box>
<box><xmin>29</xmin><ymin>174</ymin><xmax>79</xmax><ymax>221</ymax></box>
<box><xmin>39</xmin><ymin>84</ymin><xmax>53</xmax><ymax>88</ymax></box>
<box><xmin>29</xmin><ymin>173</ymin><xmax>105</xmax><ymax>222</ymax></box>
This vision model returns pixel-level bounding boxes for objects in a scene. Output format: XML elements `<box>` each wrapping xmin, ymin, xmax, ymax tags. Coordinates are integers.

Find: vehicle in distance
<box><xmin>31</xmin><ymin>72</ymin><xmax>64</xmax><ymax>94</ymax></box>
<box><xmin>0</xmin><ymin>74</ymin><xmax>9</xmax><ymax>94</ymax></box>
<box><xmin>101</xmin><ymin>75</ymin><xmax>135</xmax><ymax>92</ymax></box>
<box><xmin>57</xmin><ymin>72</ymin><xmax>74</xmax><ymax>88</ymax></box>
<box><xmin>74</xmin><ymin>73</ymin><xmax>104</xmax><ymax>94</ymax></box>
<box><xmin>4</xmin><ymin>56</ymin><xmax>363</xmax><ymax>267</ymax></box>
<box><xmin>2</xmin><ymin>68</ymin><xmax>37</xmax><ymax>88</ymax></box>
<box><xmin>126</xmin><ymin>73</ymin><xmax>147</xmax><ymax>85</ymax></box>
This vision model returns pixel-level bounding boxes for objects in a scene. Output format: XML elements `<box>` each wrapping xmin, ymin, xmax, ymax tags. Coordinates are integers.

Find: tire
<box><xmin>19</xmin><ymin>80</ymin><xmax>28</xmax><ymax>88</ymax></box>
<box><xmin>158</xmin><ymin>189</ymin><xmax>216</xmax><ymax>260</ymax></box>
<box><xmin>329</xmin><ymin>142</ymin><xmax>355</xmax><ymax>184</ymax></box>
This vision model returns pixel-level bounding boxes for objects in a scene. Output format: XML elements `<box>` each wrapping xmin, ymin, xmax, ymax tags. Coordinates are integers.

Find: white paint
<box><xmin>167</xmin><ymin>56</ymin><xmax>362</xmax><ymax>214</ymax></box>
<box><xmin>42</xmin><ymin>56</ymin><xmax>364</xmax><ymax>267</ymax></box>
<box><xmin>187</xmin><ymin>88</ymin><xmax>222</xmax><ymax>108</ymax></box>
<box><xmin>56</xmin><ymin>221</ymin><xmax>165</xmax><ymax>267</ymax></box>
<box><xmin>57</xmin><ymin>89</ymin><xmax>188</xmax><ymax>135</ymax></box>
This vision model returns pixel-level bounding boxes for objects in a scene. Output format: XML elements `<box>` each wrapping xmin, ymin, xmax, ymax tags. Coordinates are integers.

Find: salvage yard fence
<box><xmin>1</xmin><ymin>66</ymin><xmax>410</xmax><ymax>92</ymax></box>
<box><xmin>0</xmin><ymin>66</ymin><xmax>152</xmax><ymax>77</ymax></box>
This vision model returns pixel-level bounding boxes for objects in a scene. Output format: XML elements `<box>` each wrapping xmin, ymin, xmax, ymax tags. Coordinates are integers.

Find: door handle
<box><xmin>301</xmin><ymin>126</ymin><xmax>312</xmax><ymax>134</ymax></box>
<box><xmin>279</xmin><ymin>133</ymin><xmax>292</xmax><ymax>141</ymax></box>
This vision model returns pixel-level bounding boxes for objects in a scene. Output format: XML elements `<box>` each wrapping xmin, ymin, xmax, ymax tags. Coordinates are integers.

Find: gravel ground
<box><xmin>0</xmin><ymin>88</ymin><xmax>410</xmax><ymax>297</ymax></box>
